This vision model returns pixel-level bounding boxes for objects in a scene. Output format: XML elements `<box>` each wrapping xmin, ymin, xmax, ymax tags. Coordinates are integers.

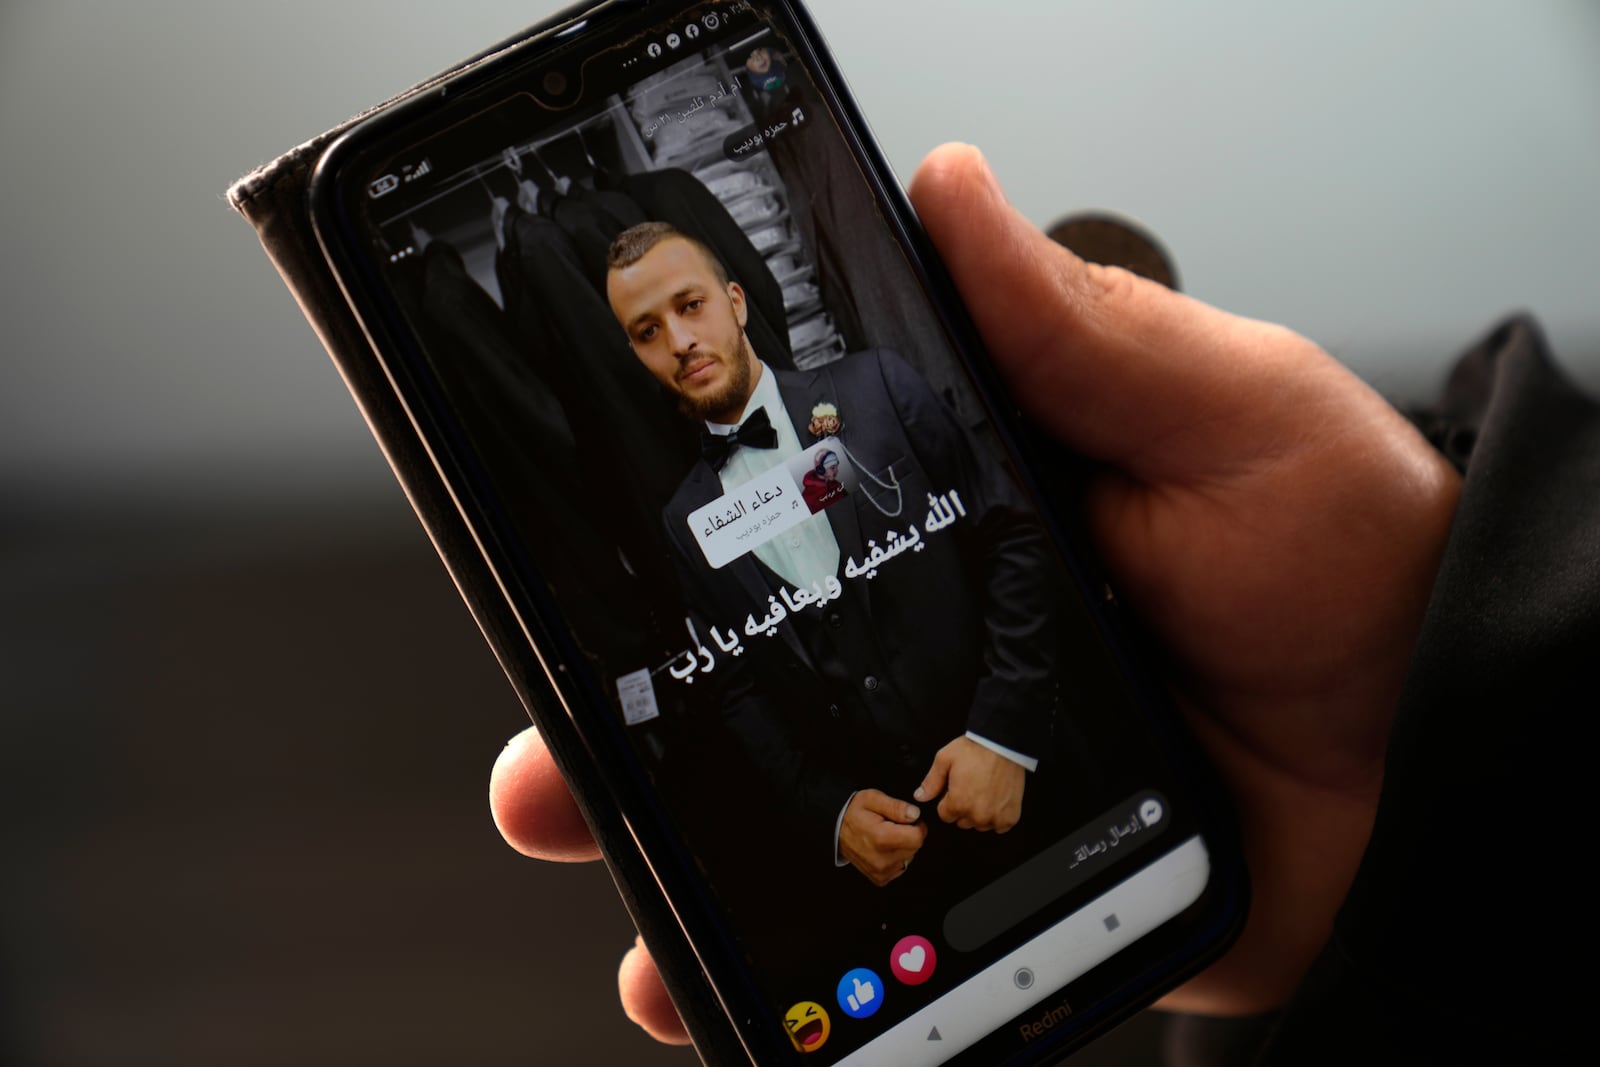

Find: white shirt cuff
<box><xmin>834</xmin><ymin>791</ymin><xmax>858</xmax><ymax>867</ymax></box>
<box><xmin>965</xmin><ymin>732</ymin><xmax>1038</xmax><ymax>772</ymax></box>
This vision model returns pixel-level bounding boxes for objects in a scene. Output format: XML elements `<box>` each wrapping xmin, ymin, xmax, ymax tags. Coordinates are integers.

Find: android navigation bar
<box><xmin>832</xmin><ymin>836</ymin><xmax>1211</xmax><ymax>1066</ymax></box>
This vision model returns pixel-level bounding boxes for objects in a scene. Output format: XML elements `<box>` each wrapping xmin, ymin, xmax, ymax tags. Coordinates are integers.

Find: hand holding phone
<box><xmin>234</xmin><ymin>1</ymin><xmax>1449</xmax><ymax>1061</ymax></box>
<box><xmin>492</xmin><ymin>139</ymin><xmax>1462</xmax><ymax>1035</ymax></box>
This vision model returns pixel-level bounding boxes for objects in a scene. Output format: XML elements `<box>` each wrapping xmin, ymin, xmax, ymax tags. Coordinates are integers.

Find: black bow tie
<box><xmin>701</xmin><ymin>407</ymin><xmax>778</xmax><ymax>471</ymax></box>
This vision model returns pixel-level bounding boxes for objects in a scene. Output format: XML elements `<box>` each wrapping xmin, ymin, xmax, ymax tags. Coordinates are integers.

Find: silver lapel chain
<box><xmin>834</xmin><ymin>440</ymin><xmax>904</xmax><ymax>518</ymax></box>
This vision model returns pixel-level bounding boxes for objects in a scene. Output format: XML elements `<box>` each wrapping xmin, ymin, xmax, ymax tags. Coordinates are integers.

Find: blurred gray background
<box><xmin>2</xmin><ymin>2</ymin><xmax>1596</xmax><ymax>1064</ymax></box>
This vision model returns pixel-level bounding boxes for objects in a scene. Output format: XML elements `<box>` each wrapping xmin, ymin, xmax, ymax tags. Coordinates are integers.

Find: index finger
<box><xmin>489</xmin><ymin>725</ymin><xmax>602</xmax><ymax>862</ymax></box>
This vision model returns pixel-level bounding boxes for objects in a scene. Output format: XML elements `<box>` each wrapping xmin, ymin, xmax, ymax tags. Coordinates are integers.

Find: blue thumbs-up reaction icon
<box><xmin>837</xmin><ymin>967</ymin><xmax>883</xmax><ymax>1019</ymax></box>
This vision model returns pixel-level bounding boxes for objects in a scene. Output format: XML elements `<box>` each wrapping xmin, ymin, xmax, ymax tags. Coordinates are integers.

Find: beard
<box><xmin>672</xmin><ymin>334</ymin><xmax>755</xmax><ymax>422</ymax></box>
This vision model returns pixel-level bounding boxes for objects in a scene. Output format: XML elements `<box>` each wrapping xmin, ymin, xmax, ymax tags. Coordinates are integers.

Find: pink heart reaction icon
<box><xmin>889</xmin><ymin>935</ymin><xmax>936</xmax><ymax>986</ymax></box>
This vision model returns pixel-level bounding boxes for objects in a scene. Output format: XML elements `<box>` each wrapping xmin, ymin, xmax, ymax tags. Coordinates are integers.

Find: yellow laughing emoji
<box><xmin>783</xmin><ymin>1000</ymin><xmax>831</xmax><ymax>1053</ymax></box>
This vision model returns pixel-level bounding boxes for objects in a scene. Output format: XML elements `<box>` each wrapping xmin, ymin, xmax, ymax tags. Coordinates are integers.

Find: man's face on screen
<box><xmin>608</xmin><ymin>238</ymin><xmax>756</xmax><ymax>424</ymax></box>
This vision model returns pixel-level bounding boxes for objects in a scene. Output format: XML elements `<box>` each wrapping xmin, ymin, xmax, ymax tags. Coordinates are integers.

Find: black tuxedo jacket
<box><xmin>661</xmin><ymin>349</ymin><xmax>1060</xmax><ymax>856</ymax></box>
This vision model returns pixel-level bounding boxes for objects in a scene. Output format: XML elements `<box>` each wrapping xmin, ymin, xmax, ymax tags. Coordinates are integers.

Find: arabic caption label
<box><xmin>663</xmin><ymin>488</ymin><xmax>968</xmax><ymax>685</ymax></box>
<box><xmin>689</xmin><ymin>463</ymin><xmax>809</xmax><ymax>569</ymax></box>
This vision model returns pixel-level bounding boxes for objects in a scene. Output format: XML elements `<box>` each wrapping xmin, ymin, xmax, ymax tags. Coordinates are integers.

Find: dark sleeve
<box><xmin>1254</xmin><ymin>316</ymin><xmax>1598</xmax><ymax>1065</ymax></box>
<box><xmin>661</xmin><ymin>506</ymin><xmax>859</xmax><ymax>859</ymax></box>
<box><xmin>877</xmin><ymin>349</ymin><xmax>1061</xmax><ymax>759</ymax></box>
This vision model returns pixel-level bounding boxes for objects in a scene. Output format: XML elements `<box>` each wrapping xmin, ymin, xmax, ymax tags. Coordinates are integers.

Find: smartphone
<box><xmin>272</xmin><ymin>1</ymin><xmax>1247</xmax><ymax>1062</ymax></box>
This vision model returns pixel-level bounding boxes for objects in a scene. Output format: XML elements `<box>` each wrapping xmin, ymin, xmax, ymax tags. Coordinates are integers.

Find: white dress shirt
<box><xmin>705</xmin><ymin>362</ymin><xmax>840</xmax><ymax>590</ymax></box>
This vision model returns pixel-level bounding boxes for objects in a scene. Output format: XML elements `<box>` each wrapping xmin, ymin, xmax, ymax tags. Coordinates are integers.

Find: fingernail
<box><xmin>913</xmin><ymin>787</ymin><xmax>928</xmax><ymax>802</ymax></box>
<box><xmin>906</xmin><ymin>805</ymin><xmax>920</xmax><ymax>821</ymax></box>
<box><xmin>964</xmin><ymin>144</ymin><xmax>1003</xmax><ymax>199</ymax></box>
<box><xmin>973</xmin><ymin>147</ymin><xmax>998</xmax><ymax>187</ymax></box>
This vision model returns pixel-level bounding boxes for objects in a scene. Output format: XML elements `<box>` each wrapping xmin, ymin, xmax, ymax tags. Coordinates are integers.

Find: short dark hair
<box><xmin>606</xmin><ymin>221</ymin><xmax>729</xmax><ymax>286</ymax></box>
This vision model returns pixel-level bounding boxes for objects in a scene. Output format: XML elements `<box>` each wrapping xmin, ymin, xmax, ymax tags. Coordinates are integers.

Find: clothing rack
<box><xmin>381</xmin><ymin>35</ymin><xmax>846</xmax><ymax>369</ymax></box>
<box><xmin>374</xmin><ymin>101</ymin><xmax>638</xmax><ymax>228</ymax></box>
<box><xmin>375</xmin><ymin>25</ymin><xmax>778</xmax><ymax>229</ymax></box>
<box><xmin>622</xmin><ymin>50</ymin><xmax>844</xmax><ymax>369</ymax></box>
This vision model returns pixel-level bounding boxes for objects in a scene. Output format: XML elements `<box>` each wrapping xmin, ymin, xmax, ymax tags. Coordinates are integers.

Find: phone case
<box><xmin>226</xmin><ymin>15</ymin><xmax>752</xmax><ymax>1066</ymax></box>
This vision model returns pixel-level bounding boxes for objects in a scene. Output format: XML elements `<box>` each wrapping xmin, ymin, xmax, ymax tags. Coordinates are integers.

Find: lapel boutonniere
<box><xmin>808</xmin><ymin>402</ymin><xmax>842</xmax><ymax>439</ymax></box>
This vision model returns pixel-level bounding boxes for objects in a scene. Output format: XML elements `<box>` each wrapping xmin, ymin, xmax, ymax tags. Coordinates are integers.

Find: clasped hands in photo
<box><xmin>489</xmin><ymin>143</ymin><xmax>1462</xmax><ymax>1043</ymax></box>
<box><xmin>842</xmin><ymin>735</ymin><xmax>1027</xmax><ymax>887</ymax></box>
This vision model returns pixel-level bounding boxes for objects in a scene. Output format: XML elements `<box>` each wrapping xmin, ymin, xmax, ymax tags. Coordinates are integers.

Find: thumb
<box><xmin>858</xmin><ymin>789</ymin><xmax>921</xmax><ymax>824</ymax></box>
<box><xmin>907</xmin><ymin>143</ymin><xmax>1325</xmax><ymax>478</ymax></box>
<box><xmin>914</xmin><ymin>751</ymin><xmax>950</xmax><ymax>803</ymax></box>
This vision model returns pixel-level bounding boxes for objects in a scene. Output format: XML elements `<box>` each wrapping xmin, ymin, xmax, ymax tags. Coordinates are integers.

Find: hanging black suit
<box><xmin>395</xmin><ymin>240</ymin><xmax>647</xmax><ymax>659</ymax></box>
<box><xmin>622</xmin><ymin>167</ymin><xmax>794</xmax><ymax>371</ymax></box>
<box><xmin>549</xmin><ymin>186</ymin><xmax>647</xmax><ymax>287</ymax></box>
<box><xmin>762</xmin><ymin>75</ymin><xmax>976</xmax><ymax>417</ymax></box>
<box><xmin>495</xmin><ymin>206</ymin><xmax>696</xmax><ymax>644</ymax></box>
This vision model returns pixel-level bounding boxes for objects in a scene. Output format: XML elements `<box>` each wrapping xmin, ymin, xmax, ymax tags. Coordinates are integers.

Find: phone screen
<box><xmin>317</xmin><ymin>2</ymin><xmax>1237</xmax><ymax>1062</ymax></box>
